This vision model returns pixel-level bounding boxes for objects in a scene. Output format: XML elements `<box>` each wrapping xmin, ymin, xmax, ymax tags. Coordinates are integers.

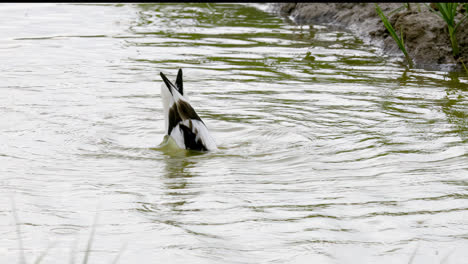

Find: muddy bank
<box><xmin>270</xmin><ymin>3</ymin><xmax>468</xmax><ymax>71</ymax></box>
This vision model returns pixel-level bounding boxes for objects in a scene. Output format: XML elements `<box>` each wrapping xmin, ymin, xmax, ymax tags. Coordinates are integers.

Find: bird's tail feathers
<box><xmin>160</xmin><ymin>69</ymin><xmax>184</xmax><ymax>95</ymax></box>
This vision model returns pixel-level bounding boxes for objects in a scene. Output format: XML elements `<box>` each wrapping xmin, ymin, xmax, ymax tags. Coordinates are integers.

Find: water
<box><xmin>1</xmin><ymin>3</ymin><xmax>467</xmax><ymax>264</ymax></box>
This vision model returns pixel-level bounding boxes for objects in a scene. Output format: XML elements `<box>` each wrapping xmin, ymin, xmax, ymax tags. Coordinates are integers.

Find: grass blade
<box><xmin>454</xmin><ymin>14</ymin><xmax>468</xmax><ymax>32</ymax></box>
<box><xmin>375</xmin><ymin>4</ymin><xmax>413</xmax><ymax>67</ymax></box>
<box><xmin>69</xmin><ymin>235</ymin><xmax>80</xmax><ymax>264</ymax></box>
<box><xmin>440</xmin><ymin>248</ymin><xmax>455</xmax><ymax>264</ymax></box>
<box><xmin>459</xmin><ymin>58</ymin><xmax>468</xmax><ymax>75</ymax></box>
<box><xmin>82</xmin><ymin>211</ymin><xmax>100</xmax><ymax>264</ymax></box>
<box><xmin>432</xmin><ymin>3</ymin><xmax>464</xmax><ymax>57</ymax></box>
<box><xmin>408</xmin><ymin>244</ymin><xmax>419</xmax><ymax>264</ymax></box>
<box><xmin>33</xmin><ymin>242</ymin><xmax>57</xmax><ymax>264</ymax></box>
<box><xmin>11</xmin><ymin>197</ymin><xmax>27</xmax><ymax>264</ymax></box>
<box><xmin>388</xmin><ymin>5</ymin><xmax>406</xmax><ymax>16</ymax></box>
<box><xmin>110</xmin><ymin>243</ymin><xmax>127</xmax><ymax>264</ymax></box>
<box><xmin>425</xmin><ymin>3</ymin><xmax>444</xmax><ymax>20</ymax></box>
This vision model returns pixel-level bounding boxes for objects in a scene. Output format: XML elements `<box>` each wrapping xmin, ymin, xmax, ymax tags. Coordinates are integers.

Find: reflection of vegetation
<box><xmin>135</xmin><ymin>3</ymin><xmax>276</xmax><ymax>29</ymax></box>
<box><xmin>440</xmin><ymin>72</ymin><xmax>468</xmax><ymax>140</ymax></box>
<box><xmin>303</xmin><ymin>51</ymin><xmax>315</xmax><ymax>62</ymax></box>
<box><xmin>130</xmin><ymin>2</ymin><xmax>466</xmax><ymax>91</ymax></box>
<box><xmin>374</xmin><ymin>69</ymin><xmax>467</xmax><ymax>143</ymax></box>
<box><xmin>129</xmin><ymin>3</ymin><xmax>391</xmax><ymax>85</ymax></box>
<box><xmin>394</xmin><ymin>69</ymin><xmax>410</xmax><ymax>86</ymax></box>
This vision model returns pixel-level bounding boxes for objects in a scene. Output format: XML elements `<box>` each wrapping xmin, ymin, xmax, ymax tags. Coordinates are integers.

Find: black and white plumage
<box><xmin>160</xmin><ymin>69</ymin><xmax>217</xmax><ymax>151</ymax></box>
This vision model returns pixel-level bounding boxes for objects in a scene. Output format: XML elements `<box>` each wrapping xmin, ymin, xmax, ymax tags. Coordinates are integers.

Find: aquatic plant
<box><xmin>11</xmin><ymin>199</ymin><xmax>26</xmax><ymax>264</ymax></box>
<box><xmin>460</xmin><ymin>58</ymin><xmax>468</xmax><ymax>75</ymax></box>
<box><xmin>388</xmin><ymin>5</ymin><xmax>406</xmax><ymax>16</ymax></box>
<box><xmin>427</xmin><ymin>3</ymin><xmax>468</xmax><ymax>58</ymax></box>
<box><xmin>10</xmin><ymin>199</ymin><xmax>125</xmax><ymax>264</ymax></box>
<box><xmin>375</xmin><ymin>4</ymin><xmax>413</xmax><ymax>67</ymax></box>
<box><xmin>404</xmin><ymin>3</ymin><xmax>422</xmax><ymax>12</ymax></box>
<box><xmin>82</xmin><ymin>212</ymin><xmax>99</xmax><ymax>264</ymax></box>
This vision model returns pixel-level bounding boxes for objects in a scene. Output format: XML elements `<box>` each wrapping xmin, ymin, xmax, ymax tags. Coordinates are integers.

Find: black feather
<box><xmin>168</xmin><ymin>103</ymin><xmax>182</xmax><ymax>135</ymax></box>
<box><xmin>175</xmin><ymin>68</ymin><xmax>183</xmax><ymax>95</ymax></box>
<box><xmin>160</xmin><ymin>72</ymin><xmax>175</xmax><ymax>95</ymax></box>
<box><xmin>177</xmin><ymin>100</ymin><xmax>203</xmax><ymax>122</ymax></box>
<box><xmin>179</xmin><ymin>123</ymin><xmax>208</xmax><ymax>151</ymax></box>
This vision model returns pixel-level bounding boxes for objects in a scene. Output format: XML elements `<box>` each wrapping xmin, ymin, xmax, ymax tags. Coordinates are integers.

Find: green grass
<box><xmin>427</xmin><ymin>3</ymin><xmax>468</xmax><ymax>58</ymax></box>
<box><xmin>375</xmin><ymin>4</ymin><xmax>413</xmax><ymax>67</ymax></box>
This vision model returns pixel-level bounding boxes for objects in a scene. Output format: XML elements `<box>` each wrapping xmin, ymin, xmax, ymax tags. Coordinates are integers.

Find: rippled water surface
<box><xmin>1</xmin><ymin>3</ymin><xmax>467</xmax><ymax>264</ymax></box>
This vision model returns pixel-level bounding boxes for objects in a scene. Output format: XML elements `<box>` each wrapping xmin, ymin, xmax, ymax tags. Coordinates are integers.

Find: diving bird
<box><xmin>160</xmin><ymin>69</ymin><xmax>217</xmax><ymax>151</ymax></box>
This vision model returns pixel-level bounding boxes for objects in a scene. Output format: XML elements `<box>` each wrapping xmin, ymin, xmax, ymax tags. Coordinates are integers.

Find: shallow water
<box><xmin>1</xmin><ymin>3</ymin><xmax>467</xmax><ymax>264</ymax></box>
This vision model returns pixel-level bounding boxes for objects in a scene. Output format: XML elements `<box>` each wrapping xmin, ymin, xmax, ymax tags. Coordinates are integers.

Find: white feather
<box><xmin>160</xmin><ymin>82</ymin><xmax>173</xmax><ymax>134</ymax></box>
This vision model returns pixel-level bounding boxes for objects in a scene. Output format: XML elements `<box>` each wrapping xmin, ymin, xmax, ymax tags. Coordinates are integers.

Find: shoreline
<box><xmin>269</xmin><ymin>3</ymin><xmax>468</xmax><ymax>72</ymax></box>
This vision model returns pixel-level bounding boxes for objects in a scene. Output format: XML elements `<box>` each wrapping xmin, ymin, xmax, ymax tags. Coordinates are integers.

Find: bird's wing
<box><xmin>170</xmin><ymin>119</ymin><xmax>217</xmax><ymax>151</ymax></box>
<box><xmin>168</xmin><ymin>98</ymin><xmax>217</xmax><ymax>151</ymax></box>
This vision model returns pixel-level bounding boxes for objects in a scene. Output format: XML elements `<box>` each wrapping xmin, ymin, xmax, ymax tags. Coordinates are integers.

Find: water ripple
<box><xmin>1</xmin><ymin>3</ymin><xmax>467</xmax><ymax>264</ymax></box>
